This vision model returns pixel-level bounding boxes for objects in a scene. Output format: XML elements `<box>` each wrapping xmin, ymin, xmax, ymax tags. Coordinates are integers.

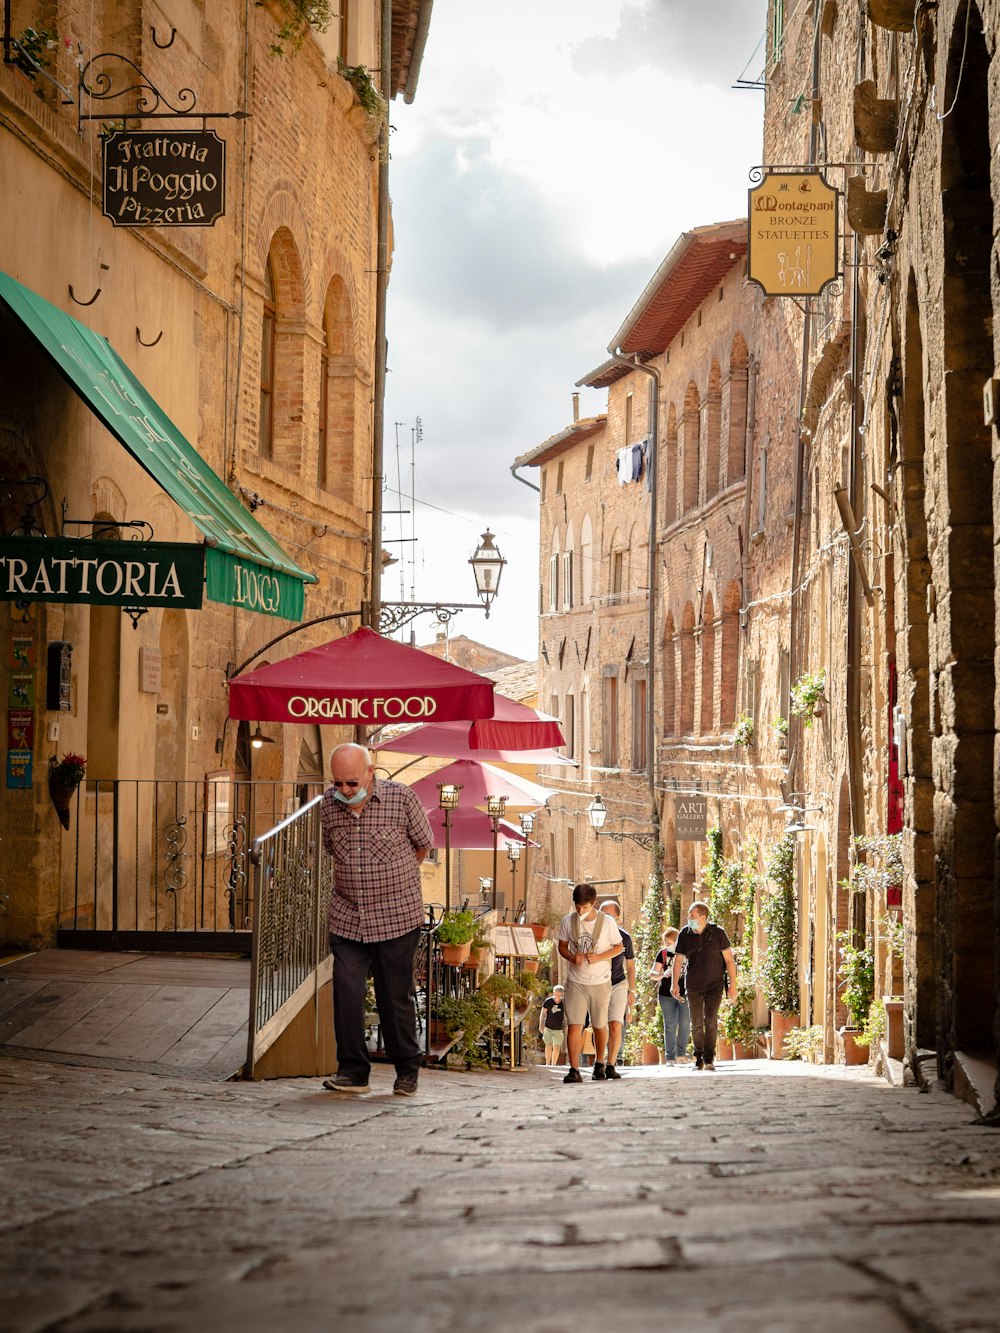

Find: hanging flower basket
<box><xmin>48</xmin><ymin>753</ymin><xmax>86</xmax><ymax>830</ymax></box>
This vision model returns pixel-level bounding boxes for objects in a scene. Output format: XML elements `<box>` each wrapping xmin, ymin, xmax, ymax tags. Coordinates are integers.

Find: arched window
<box><xmin>319</xmin><ymin>276</ymin><xmax>357</xmax><ymax>500</ymax></box>
<box><xmin>679</xmin><ymin>603</ymin><xmax>696</xmax><ymax>733</ymax></box>
<box><xmin>548</xmin><ymin>527</ymin><xmax>561</xmax><ymax>612</ymax></box>
<box><xmin>662</xmin><ymin>611</ymin><xmax>676</xmax><ymax>736</ymax></box>
<box><xmin>664</xmin><ymin>402</ymin><xmax>678</xmax><ymax>522</ymax></box>
<box><xmin>260</xmin><ymin>229</ymin><xmax>306</xmax><ymax>471</ymax></box>
<box><xmin>700</xmin><ymin>593</ymin><xmax>716</xmax><ymax>734</ymax></box>
<box><xmin>563</xmin><ymin>519</ymin><xmax>575</xmax><ymax>610</ymax></box>
<box><xmin>258</xmin><ymin>257</ymin><xmax>276</xmax><ymax>457</ymax></box>
<box><xmin>720</xmin><ymin>581</ymin><xmax>741</xmax><ymax>727</ymax></box>
<box><xmin>682</xmin><ymin>383</ymin><xmax>700</xmax><ymax>512</ymax></box>
<box><xmin>705</xmin><ymin>360</ymin><xmax>722</xmax><ymax>496</ymax></box>
<box><xmin>580</xmin><ymin>513</ymin><xmax>594</xmax><ymax>603</ymax></box>
<box><xmin>727</xmin><ymin>334</ymin><xmax>749</xmax><ymax>482</ymax></box>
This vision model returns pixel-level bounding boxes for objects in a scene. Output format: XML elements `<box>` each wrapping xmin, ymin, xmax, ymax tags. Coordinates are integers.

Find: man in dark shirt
<box><xmin>600</xmin><ymin>900</ymin><xmax>635</xmax><ymax>1078</ymax></box>
<box><xmin>671</xmin><ymin>899</ymin><xmax>737</xmax><ymax>1072</ymax></box>
<box><xmin>320</xmin><ymin>743</ymin><xmax>433</xmax><ymax>1097</ymax></box>
<box><xmin>538</xmin><ymin>984</ymin><xmax>566</xmax><ymax>1065</ymax></box>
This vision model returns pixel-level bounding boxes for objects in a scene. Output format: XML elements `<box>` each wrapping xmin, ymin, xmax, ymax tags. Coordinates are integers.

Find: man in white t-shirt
<box><xmin>557</xmin><ymin>882</ymin><xmax>624</xmax><ymax>1083</ymax></box>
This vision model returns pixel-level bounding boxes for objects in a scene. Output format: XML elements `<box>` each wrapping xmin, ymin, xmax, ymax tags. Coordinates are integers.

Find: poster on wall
<box><xmin>675</xmin><ymin>796</ymin><xmax>708</xmax><ymax>842</ymax></box>
<box><xmin>6</xmin><ymin>749</ymin><xmax>32</xmax><ymax>788</ymax></box>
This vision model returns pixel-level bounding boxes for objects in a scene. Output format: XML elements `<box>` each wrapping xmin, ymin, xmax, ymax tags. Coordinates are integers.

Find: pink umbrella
<box><xmin>376</xmin><ymin>725</ymin><xmax>576</xmax><ymax>766</ymax></box>
<box><xmin>373</xmin><ymin>692</ymin><xmax>563</xmax><ymax>754</ymax></box>
<box><xmin>407</xmin><ymin>759</ymin><xmax>554</xmax><ymax>812</ymax></box>
<box><xmin>424</xmin><ymin>807</ymin><xmax>536</xmax><ymax>851</ymax></box>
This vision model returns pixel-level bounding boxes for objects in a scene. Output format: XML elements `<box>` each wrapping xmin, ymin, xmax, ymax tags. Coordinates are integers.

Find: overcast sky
<box><xmin>382</xmin><ymin>0</ymin><xmax>767</xmax><ymax>663</ymax></box>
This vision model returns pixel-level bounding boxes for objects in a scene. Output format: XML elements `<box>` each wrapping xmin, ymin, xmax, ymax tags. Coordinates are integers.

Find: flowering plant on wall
<box><xmin>789</xmin><ymin>670</ymin><xmax>827</xmax><ymax>726</ymax></box>
<box><xmin>733</xmin><ymin>715</ymin><xmax>754</xmax><ymax>747</ymax></box>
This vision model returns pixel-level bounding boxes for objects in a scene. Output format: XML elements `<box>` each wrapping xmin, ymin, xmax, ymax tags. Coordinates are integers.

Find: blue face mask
<box><xmin>687</xmin><ymin>917</ymin><xmax>704</xmax><ymax>933</ymax></box>
<box><xmin>333</xmin><ymin>785</ymin><xmax>368</xmax><ymax>807</ymax></box>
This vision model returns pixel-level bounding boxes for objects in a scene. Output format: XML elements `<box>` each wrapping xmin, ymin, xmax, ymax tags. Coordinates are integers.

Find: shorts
<box><xmin>542</xmin><ymin>1027</ymin><xmax>564</xmax><ymax>1047</ymax></box>
<box><xmin>608</xmin><ymin>979</ymin><xmax>630</xmax><ymax>1025</ymax></box>
<box><xmin>564</xmin><ymin>978</ymin><xmax>613</xmax><ymax>1029</ymax></box>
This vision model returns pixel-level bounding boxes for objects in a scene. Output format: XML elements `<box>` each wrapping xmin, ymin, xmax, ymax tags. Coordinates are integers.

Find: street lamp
<box><xmin>519</xmin><ymin>811</ymin><xmax>535</xmax><ymax>913</ymax></box>
<box><xmin>468</xmin><ymin>530</ymin><xmax>506</xmax><ymax>618</ymax></box>
<box><xmin>479</xmin><ymin>876</ymin><xmax>493</xmax><ymax>908</ymax></box>
<box><xmin>486</xmin><ymin>793</ymin><xmax>508</xmax><ymax>909</ymax></box>
<box><xmin>437</xmin><ymin>782</ymin><xmax>462</xmax><ymax>911</ymax></box>
<box><xmin>506</xmin><ymin>840</ymin><xmax>521</xmax><ymax>909</ymax></box>
<box><xmin>587</xmin><ymin>792</ymin><xmax>657</xmax><ymax>851</ymax></box>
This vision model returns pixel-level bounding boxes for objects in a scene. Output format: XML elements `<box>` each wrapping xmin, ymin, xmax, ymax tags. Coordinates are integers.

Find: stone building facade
<box><xmin>0</xmin><ymin>1</ymin><xmax>431</xmax><ymax>948</ymax></box>
<box><xmin>517</xmin><ymin>0</ymin><xmax>1000</xmax><ymax>1112</ymax></box>
<box><xmin>515</xmin><ymin>221</ymin><xmax>757</xmax><ymax>934</ymax></box>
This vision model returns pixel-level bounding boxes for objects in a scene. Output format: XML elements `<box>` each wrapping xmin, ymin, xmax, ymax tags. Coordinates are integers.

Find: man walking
<box><xmin>320</xmin><ymin>743</ymin><xmax>433</xmax><ymax>1097</ymax></box>
<box><xmin>538</xmin><ymin>984</ymin><xmax>566</xmax><ymax>1065</ymax></box>
<box><xmin>599</xmin><ymin>900</ymin><xmax>635</xmax><ymax>1078</ymax></box>
<box><xmin>557</xmin><ymin>883</ymin><xmax>623</xmax><ymax>1083</ymax></box>
<box><xmin>671</xmin><ymin>899</ymin><xmax>737</xmax><ymax>1072</ymax></box>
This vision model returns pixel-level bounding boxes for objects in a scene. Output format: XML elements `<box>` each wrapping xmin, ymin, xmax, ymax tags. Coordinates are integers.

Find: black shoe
<box><xmin>563</xmin><ymin>1067</ymin><xmax>583</xmax><ymax>1083</ymax></box>
<box><xmin>323</xmin><ymin>1074</ymin><xmax>370</xmax><ymax>1094</ymax></box>
<box><xmin>592</xmin><ymin>1062</ymin><xmax>607</xmax><ymax>1080</ymax></box>
<box><xmin>393</xmin><ymin>1075</ymin><xmax>418</xmax><ymax>1097</ymax></box>
<box><xmin>604</xmin><ymin>1062</ymin><xmax>621</xmax><ymax>1079</ymax></box>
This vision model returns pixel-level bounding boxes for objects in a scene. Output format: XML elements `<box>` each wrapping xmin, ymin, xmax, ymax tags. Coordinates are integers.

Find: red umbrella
<box><xmin>425</xmin><ymin>807</ymin><xmax>536</xmax><ymax>850</ymax></box>
<box><xmin>406</xmin><ymin>759</ymin><xmax>554</xmax><ymax>811</ymax></box>
<box><xmin>228</xmin><ymin>625</ymin><xmax>494</xmax><ymax>727</ymax></box>
<box><xmin>374</xmin><ymin>692</ymin><xmax>565</xmax><ymax>757</ymax></box>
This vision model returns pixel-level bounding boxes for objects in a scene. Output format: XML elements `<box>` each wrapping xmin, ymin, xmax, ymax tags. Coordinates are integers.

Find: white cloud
<box><xmin>383</xmin><ymin>0</ymin><xmax>767</xmax><ymax>661</ymax></box>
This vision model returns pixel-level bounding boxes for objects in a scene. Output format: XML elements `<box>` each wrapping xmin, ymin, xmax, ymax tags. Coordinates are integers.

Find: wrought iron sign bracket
<box><xmin>378</xmin><ymin>601</ymin><xmax>485</xmax><ymax>635</ymax></box>
<box><xmin>594</xmin><ymin>829</ymin><xmax>658</xmax><ymax>851</ymax></box>
<box><xmin>1</xmin><ymin>475</ymin><xmax>48</xmax><ymax>537</ymax></box>
<box><xmin>76</xmin><ymin>50</ymin><xmax>250</xmax><ymax>131</ymax></box>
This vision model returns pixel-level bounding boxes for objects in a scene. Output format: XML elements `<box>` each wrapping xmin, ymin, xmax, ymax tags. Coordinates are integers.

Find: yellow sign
<box><xmin>748</xmin><ymin>171</ymin><xmax>840</xmax><ymax>297</ymax></box>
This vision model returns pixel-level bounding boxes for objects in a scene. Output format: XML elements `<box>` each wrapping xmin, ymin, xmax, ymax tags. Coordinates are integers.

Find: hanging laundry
<box><xmin>616</xmin><ymin>446</ymin><xmax>632</xmax><ymax>485</ymax></box>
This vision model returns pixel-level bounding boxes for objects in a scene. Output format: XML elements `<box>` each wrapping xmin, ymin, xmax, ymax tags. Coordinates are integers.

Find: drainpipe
<box><xmin>608</xmin><ymin>347</ymin><xmax>662</xmax><ymax>889</ymax></box>
<box><xmin>740</xmin><ymin>355</ymin><xmax>759</xmax><ymax>623</ymax></box>
<box><xmin>510</xmin><ymin>462</ymin><xmax>540</xmax><ymax>494</ymax></box>
<box><xmin>367</xmin><ymin>0</ymin><xmax>392</xmax><ymax>630</ymax></box>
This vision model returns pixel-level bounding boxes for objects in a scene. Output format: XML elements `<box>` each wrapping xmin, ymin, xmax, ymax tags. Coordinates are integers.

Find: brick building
<box><xmin>0</xmin><ymin>1</ymin><xmax>432</xmax><ymax>948</ymax></box>
<box><xmin>517</xmin><ymin>0</ymin><xmax>1000</xmax><ymax>1113</ymax></box>
<box><xmin>515</xmin><ymin>220</ymin><xmax>756</xmax><ymax>932</ymax></box>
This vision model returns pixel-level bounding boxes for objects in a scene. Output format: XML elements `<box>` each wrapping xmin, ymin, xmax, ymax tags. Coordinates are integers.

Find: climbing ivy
<box><xmin>761</xmin><ymin>833</ymin><xmax>798</xmax><ymax>1014</ymax></box>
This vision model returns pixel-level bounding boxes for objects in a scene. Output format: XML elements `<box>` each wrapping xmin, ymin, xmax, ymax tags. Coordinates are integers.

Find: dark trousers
<box><xmin>329</xmin><ymin>929</ymin><xmax>422</xmax><ymax>1081</ymax></box>
<box><xmin>687</xmin><ymin>985</ymin><xmax>725</xmax><ymax>1062</ymax></box>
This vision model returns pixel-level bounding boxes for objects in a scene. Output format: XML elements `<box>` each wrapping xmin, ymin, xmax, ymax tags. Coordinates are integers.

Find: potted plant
<box><xmin>837</xmin><ymin>929</ymin><xmax>874</xmax><ymax>1065</ymax></box>
<box><xmin>436</xmin><ymin>909</ymin><xmax>477</xmax><ymax>967</ymax></box>
<box><xmin>720</xmin><ymin>968</ymin><xmax>757</xmax><ymax>1059</ymax></box>
<box><xmin>732</xmin><ymin>714</ymin><xmax>754</xmax><ymax>748</ymax></box>
<box><xmin>789</xmin><ymin>669</ymin><xmax>827</xmax><ymax>727</ymax></box>
<box><xmin>48</xmin><ymin>752</ymin><xmax>87</xmax><ymax>830</ymax></box>
<box><xmin>781</xmin><ymin>1024</ymin><xmax>825</xmax><ymax>1062</ymax></box>
<box><xmin>525</xmin><ymin>904</ymin><xmax>561</xmax><ymax>942</ymax></box>
<box><xmin>463</xmin><ymin>922</ymin><xmax>493</xmax><ymax>972</ymax></box>
<box><xmin>762</xmin><ymin>834</ymin><xmax>799</xmax><ymax>1056</ymax></box>
<box><xmin>622</xmin><ymin>866</ymin><xmax>668</xmax><ymax>1065</ymax></box>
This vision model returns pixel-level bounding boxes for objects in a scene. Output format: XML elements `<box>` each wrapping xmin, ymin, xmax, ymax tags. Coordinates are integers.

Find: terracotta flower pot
<box><xmin>883</xmin><ymin>998</ymin><xmax>904</xmax><ymax>1060</ymax></box>
<box><xmin>770</xmin><ymin>1011</ymin><xmax>800</xmax><ymax>1060</ymax></box>
<box><xmin>642</xmin><ymin>1042</ymin><xmax>662</xmax><ymax>1065</ymax></box>
<box><xmin>521</xmin><ymin>959</ymin><xmax>539</xmax><ymax>974</ymax></box>
<box><xmin>716</xmin><ymin>1038</ymin><xmax>734</xmax><ymax>1061</ymax></box>
<box><xmin>439</xmin><ymin>941</ymin><xmax>471</xmax><ymax>967</ymax></box>
<box><xmin>734</xmin><ymin>1040</ymin><xmax>756</xmax><ymax>1060</ymax></box>
<box><xmin>838</xmin><ymin>1026</ymin><xmax>870</xmax><ymax>1065</ymax></box>
<box><xmin>463</xmin><ymin>948</ymin><xmax>482</xmax><ymax>971</ymax></box>
<box><xmin>529</xmin><ymin>923</ymin><xmax>548</xmax><ymax>942</ymax></box>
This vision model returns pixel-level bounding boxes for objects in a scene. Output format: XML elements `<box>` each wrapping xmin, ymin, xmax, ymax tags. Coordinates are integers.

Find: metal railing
<box><xmin>247</xmin><ymin>792</ymin><xmax>333</xmax><ymax>1073</ymax></box>
<box><xmin>58</xmin><ymin>779</ymin><xmax>322</xmax><ymax>951</ymax></box>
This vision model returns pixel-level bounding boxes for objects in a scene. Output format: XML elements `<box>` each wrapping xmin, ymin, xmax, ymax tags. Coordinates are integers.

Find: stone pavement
<box><xmin>1</xmin><ymin>1053</ymin><xmax>999</xmax><ymax>1333</ymax></box>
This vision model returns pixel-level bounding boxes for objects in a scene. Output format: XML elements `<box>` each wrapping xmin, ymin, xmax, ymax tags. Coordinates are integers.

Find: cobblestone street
<box><xmin>2</xmin><ymin>1053</ymin><xmax>999</xmax><ymax>1332</ymax></box>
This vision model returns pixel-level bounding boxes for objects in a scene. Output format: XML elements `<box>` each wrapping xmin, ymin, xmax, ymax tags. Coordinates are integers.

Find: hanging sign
<box><xmin>0</xmin><ymin>538</ymin><xmax>205</xmax><ymax>609</ymax></box>
<box><xmin>748</xmin><ymin>170</ymin><xmax>840</xmax><ymax>297</ymax></box>
<box><xmin>102</xmin><ymin>130</ymin><xmax>226</xmax><ymax>227</ymax></box>
<box><xmin>675</xmin><ymin>795</ymin><xmax>708</xmax><ymax>842</ymax></box>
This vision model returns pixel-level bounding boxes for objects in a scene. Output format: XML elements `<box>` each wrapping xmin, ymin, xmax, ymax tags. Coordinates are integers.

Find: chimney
<box><xmin>572</xmin><ymin>392</ymin><xmax>580</xmax><ymax>422</ymax></box>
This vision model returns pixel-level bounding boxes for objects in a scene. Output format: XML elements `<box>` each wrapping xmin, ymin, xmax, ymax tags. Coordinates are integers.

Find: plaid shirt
<box><xmin>321</xmin><ymin>778</ymin><xmax>433</xmax><ymax>942</ymax></box>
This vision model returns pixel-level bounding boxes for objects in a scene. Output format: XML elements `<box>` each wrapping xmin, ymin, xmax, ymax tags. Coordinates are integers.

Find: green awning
<box><xmin>0</xmin><ymin>270</ymin><xmax>316</xmax><ymax>621</ymax></box>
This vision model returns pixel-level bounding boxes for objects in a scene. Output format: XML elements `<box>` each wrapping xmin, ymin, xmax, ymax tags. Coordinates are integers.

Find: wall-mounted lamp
<box><xmin>250</xmin><ymin>723</ymin><xmax>274</xmax><ymax>749</ymax></box>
